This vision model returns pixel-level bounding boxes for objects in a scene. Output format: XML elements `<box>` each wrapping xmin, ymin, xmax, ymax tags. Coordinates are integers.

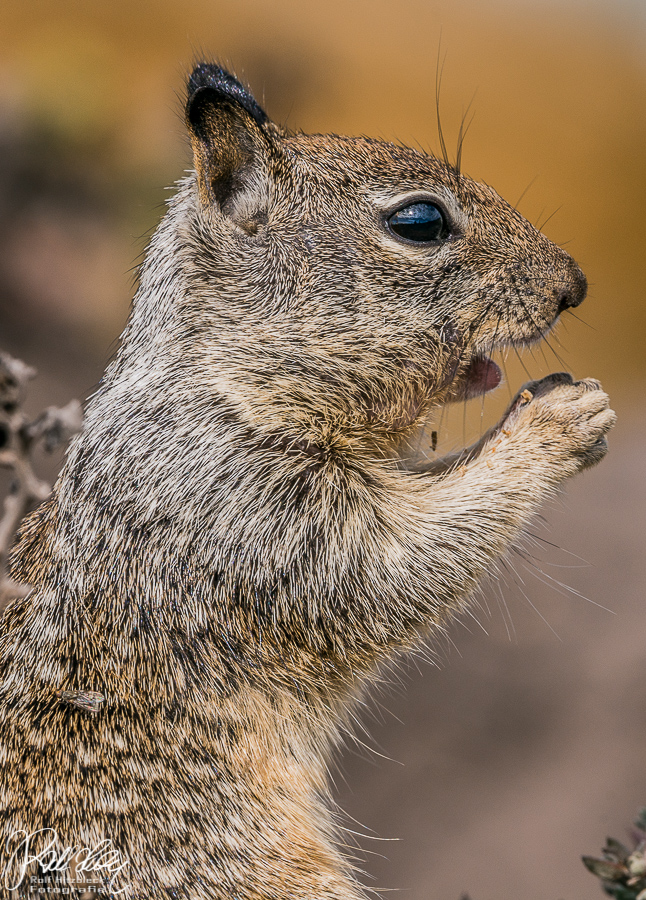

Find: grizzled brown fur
<box><xmin>0</xmin><ymin>63</ymin><xmax>615</xmax><ymax>898</ymax></box>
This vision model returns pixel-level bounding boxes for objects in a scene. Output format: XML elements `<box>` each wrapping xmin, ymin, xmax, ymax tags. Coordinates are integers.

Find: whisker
<box><xmin>515</xmin><ymin>175</ymin><xmax>538</xmax><ymax>209</ymax></box>
<box><xmin>435</xmin><ymin>43</ymin><xmax>450</xmax><ymax>171</ymax></box>
<box><xmin>565</xmin><ymin>310</ymin><xmax>595</xmax><ymax>330</ymax></box>
<box><xmin>455</xmin><ymin>92</ymin><xmax>477</xmax><ymax>177</ymax></box>
<box><xmin>537</xmin><ymin>205</ymin><xmax>562</xmax><ymax>232</ymax></box>
<box><xmin>513</xmin><ymin>344</ymin><xmax>534</xmax><ymax>381</ymax></box>
<box><xmin>524</xmin><ymin>531</ymin><xmax>591</xmax><ymax>565</ymax></box>
<box><xmin>496</xmin><ymin>581</ymin><xmax>516</xmax><ymax>642</ymax></box>
<box><xmin>509</xmin><ymin>566</ymin><xmax>563</xmax><ymax>641</ymax></box>
<box><xmin>518</xmin><ymin>559</ymin><xmax>615</xmax><ymax>614</ymax></box>
<box><xmin>509</xmin><ymin>273</ymin><xmax>570</xmax><ymax>369</ymax></box>
<box><xmin>500</xmin><ymin>348</ymin><xmax>513</xmax><ymax>402</ymax></box>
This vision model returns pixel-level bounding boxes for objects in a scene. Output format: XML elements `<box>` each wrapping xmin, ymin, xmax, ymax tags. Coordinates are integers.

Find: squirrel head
<box><xmin>145</xmin><ymin>63</ymin><xmax>587</xmax><ymax>448</ymax></box>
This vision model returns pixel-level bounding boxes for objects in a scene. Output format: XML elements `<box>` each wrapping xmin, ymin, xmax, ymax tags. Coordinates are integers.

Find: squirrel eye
<box><xmin>387</xmin><ymin>202</ymin><xmax>449</xmax><ymax>242</ymax></box>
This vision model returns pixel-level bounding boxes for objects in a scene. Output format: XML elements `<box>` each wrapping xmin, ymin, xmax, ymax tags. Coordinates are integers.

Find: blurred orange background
<box><xmin>0</xmin><ymin>2</ymin><xmax>645</xmax><ymax>898</ymax></box>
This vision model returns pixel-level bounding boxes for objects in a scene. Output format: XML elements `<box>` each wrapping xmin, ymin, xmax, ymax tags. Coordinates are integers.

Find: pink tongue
<box><xmin>464</xmin><ymin>356</ymin><xmax>502</xmax><ymax>398</ymax></box>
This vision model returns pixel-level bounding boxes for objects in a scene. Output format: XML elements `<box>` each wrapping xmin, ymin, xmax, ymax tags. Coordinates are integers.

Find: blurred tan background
<box><xmin>0</xmin><ymin>1</ymin><xmax>645</xmax><ymax>898</ymax></box>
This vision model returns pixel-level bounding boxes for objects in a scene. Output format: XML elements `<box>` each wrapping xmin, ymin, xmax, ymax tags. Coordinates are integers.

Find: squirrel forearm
<box><xmin>354</xmin><ymin>379</ymin><xmax>613</xmax><ymax>655</ymax></box>
<box><xmin>368</xmin><ymin>442</ymin><xmax>550</xmax><ymax>638</ymax></box>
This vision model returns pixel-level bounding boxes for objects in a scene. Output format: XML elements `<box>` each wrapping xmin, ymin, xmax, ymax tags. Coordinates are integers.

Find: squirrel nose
<box><xmin>557</xmin><ymin>266</ymin><xmax>587</xmax><ymax>312</ymax></box>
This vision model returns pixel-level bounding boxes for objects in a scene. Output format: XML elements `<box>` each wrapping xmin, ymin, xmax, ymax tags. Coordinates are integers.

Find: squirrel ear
<box><xmin>185</xmin><ymin>63</ymin><xmax>273</xmax><ymax>209</ymax></box>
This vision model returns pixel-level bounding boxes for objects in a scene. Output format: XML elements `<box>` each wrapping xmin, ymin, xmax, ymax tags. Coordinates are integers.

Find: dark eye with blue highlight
<box><xmin>387</xmin><ymin>202</ymin><xmax>449</xmax><ymax>243</ymax></box>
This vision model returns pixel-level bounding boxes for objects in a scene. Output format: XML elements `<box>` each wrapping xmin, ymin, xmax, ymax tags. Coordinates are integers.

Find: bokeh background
<box><xmin>1</xmin><ymin>1</ymin><xmax>645</xmax><ymax>898</ymax></box>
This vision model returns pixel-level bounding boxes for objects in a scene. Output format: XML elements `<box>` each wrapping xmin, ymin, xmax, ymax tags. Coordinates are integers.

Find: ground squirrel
<box><xmin>0</xmin><ymin>63</ymin><xmax>615</xmax><ymax>898</ymax></box>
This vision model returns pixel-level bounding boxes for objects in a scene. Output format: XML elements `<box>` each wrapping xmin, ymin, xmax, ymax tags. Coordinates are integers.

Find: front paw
<box><xmin>498</xmin><ymin>372</ymin><xmax>616</xmax><ymax>480</ymax></box>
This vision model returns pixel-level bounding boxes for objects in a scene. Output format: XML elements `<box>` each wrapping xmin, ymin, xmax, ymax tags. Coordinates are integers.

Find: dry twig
<box><xmin>0</xmin><ymin>350</ymin><xmax>82</xmax><ymax>609</ymax></box>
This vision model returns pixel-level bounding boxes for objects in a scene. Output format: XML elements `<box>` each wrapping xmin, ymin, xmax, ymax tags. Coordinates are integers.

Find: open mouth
<box><xmin>464</xmin><ymin>354</ymin><xmax>502</xmax><ymax>398</ymax></box>
<box><xmin>455</xmin><ymin>353</ymin><xmax>503</xmax><ymax>400</ymax></box>
<box><xmin>440</xmin><ymin>311</ymin><xmax>559</xmax><ymax>404</ymax></box>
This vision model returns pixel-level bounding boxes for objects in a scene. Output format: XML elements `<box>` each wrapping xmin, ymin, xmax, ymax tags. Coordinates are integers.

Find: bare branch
<box><xmin>0</xmin><ymin>350</ymin><xmax>82</xmax><ymax>610</ymax></box>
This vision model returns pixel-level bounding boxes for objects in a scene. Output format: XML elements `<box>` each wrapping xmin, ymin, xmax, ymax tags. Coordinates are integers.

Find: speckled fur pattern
<box><xmin>0</xmin><ymin>64</ymin><xmax>615</xmax><ymax>898</ymax></box>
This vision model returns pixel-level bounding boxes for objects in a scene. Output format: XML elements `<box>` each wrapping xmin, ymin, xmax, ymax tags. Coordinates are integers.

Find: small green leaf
<box><xmin>582</xmin><ymin>856</ymin><xmax>627</xmax><ymax>882</ymax></box>
<box><xmin>602</xmin><ymin>886</ymin><xmax>639</xmax><ymax>900</ymax></box>
<box><xmin>605</xmin><ymin>838</ymin><xmax>631</xmax><ymax>864</ymax></box>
